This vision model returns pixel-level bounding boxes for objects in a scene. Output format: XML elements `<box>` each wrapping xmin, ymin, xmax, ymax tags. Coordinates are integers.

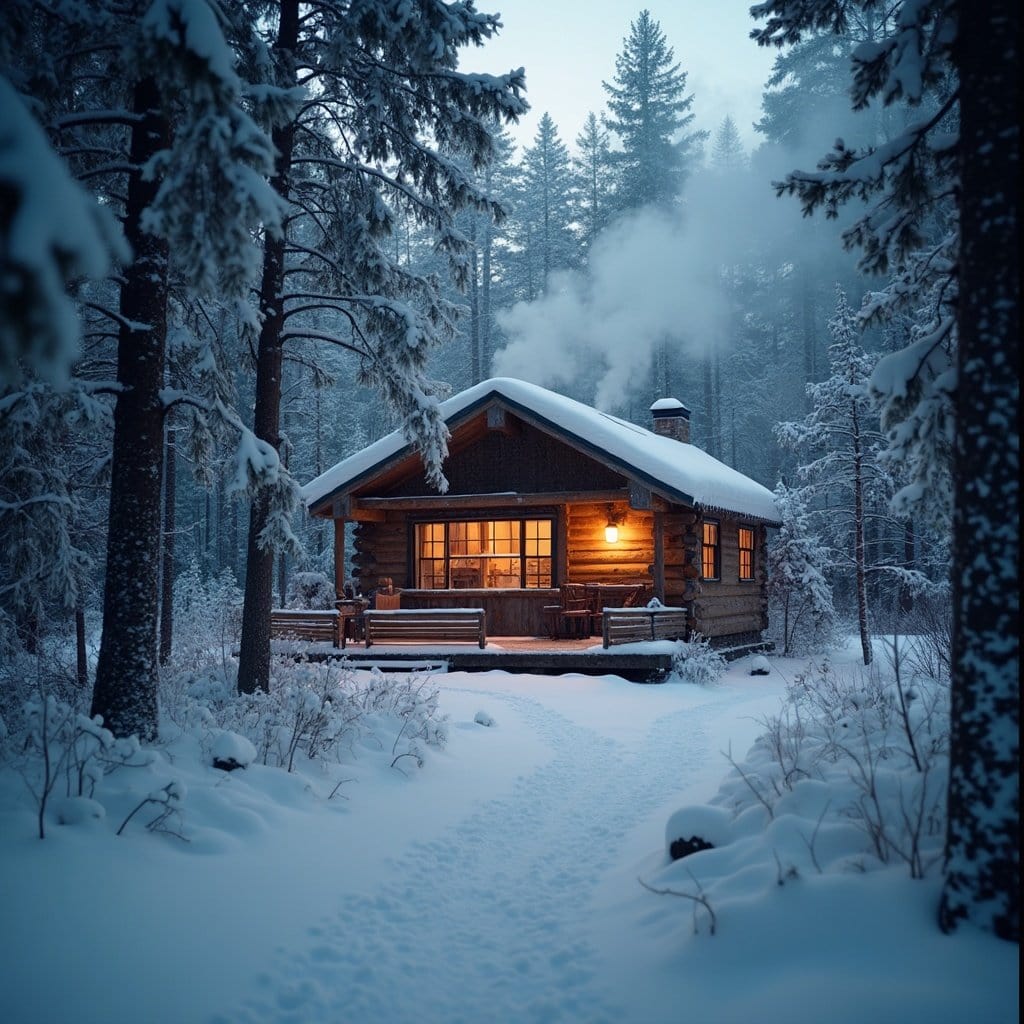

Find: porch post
<box><xmin>333</xmin><ymin>517</ymin><xmax>346</xmax><ymax>599</ymax></box>
<box><xmin>557</xmin><ymin>507</ymin><xmax>570</xmax><ymax>584</ymax></box>
<box><xmin>653</xmin><ymin>510</ymin><xmax>666</xmax><ymax>601</ymax></box>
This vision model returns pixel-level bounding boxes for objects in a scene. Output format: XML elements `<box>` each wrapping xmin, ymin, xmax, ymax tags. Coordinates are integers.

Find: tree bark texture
<box><xmin>75</xmin><ymin>606</ymin><xmax>88</xmax><ymax>689</ymax></box>
<box><xmin>236</xmin><ymin>0</ymin><xmax>299</xmax><ymax>694</ymax></box>
<box><xmin>91</xmin><ymin>77</ymin><xmax>170</xmax><ymax>740</ymax></box>
<box><xmin>940</xmin><ymin>0</ymin><xmax>1019</xmax><ymax>942</ymax></box>
<box><xmin>159</xmin><ymin>422</ymin><xmax>176</xmax><ymax>664</ymax></box>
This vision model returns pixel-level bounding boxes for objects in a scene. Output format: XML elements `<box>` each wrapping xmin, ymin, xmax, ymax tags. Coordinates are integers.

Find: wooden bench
<box><xmin>270</xmin><ymin>609</ymin><xmax>340</xmax><ymax>646</ymax></box>
<box><xmin>363</xmin><ymin>609</ymin><xmax>486</xmax><ymax>648</ymax></box>
<box><xmin>602</xmin><ymin>607</ymin><xmax>688</xmax><ymax>648</ymax></box>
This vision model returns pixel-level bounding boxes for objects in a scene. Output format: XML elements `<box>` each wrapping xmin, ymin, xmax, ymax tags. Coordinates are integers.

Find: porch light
<box><xmin>604</xmin><ymin>506</ymin><xmax>620</xmax><ymax>544</ymax></box>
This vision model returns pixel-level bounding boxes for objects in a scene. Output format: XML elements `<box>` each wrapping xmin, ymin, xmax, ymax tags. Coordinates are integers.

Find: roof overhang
<box><xmin>306</xmin><ymin>388</ymin><xmax>699</xmax><ymax>517</ymax></box>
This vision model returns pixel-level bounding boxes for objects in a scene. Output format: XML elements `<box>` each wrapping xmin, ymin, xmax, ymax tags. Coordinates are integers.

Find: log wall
<box><xmin>690</xmin><ymin>516</ymin><xmax>768</xmax><ymax>639</ymax></box>
<box><xmin>565</xmin><ymin>502</ymin><xmax>654</xmax><ymax>587</ymax></box>
<box><xmin>347</xmin><ymin>503</ymin><xmax>770</xmax><ymax>641</ymax></box>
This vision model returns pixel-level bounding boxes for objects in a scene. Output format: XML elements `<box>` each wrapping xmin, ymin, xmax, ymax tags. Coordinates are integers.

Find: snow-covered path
<box><xmin>3</xmin><ymin>660</ymin><xmax>1016</xmax><ymax>1024</ymax></box>
<box><xmin>222</xmin><ymin>678</ymin><xmax>767</xmax><ymax>1024</ymax></box>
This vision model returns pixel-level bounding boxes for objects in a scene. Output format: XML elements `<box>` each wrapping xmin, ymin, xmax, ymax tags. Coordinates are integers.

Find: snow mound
<box><xmin>53</xmin><ymin>796</ymin><xmax>106</xmax><ymax>826</ymax></box>
<box><xmin>212</xmin><ymin>730</ymin><xmax>257</xmax><ymax>771</ymax></box>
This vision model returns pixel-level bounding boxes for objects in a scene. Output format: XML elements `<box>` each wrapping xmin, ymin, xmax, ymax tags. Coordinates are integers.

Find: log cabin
<box><xmin>302</xmin><ymin>378</ymin><xmax>781</xmax><ymax>646</ymax></box>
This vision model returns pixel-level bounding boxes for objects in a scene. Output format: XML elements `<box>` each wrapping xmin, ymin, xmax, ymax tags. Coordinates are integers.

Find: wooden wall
<box><xmin>691</xmin><ymin>516</ymin><xmax>768</xmax><ymax>639</ymax></box>
<box><xmin>382</xmin><ymin>421</ymin><xmax>628</xmax><ymax>497</ymax></box>
<box><xmin>565</xmin><ymin>502</ymin><xmax>653</xmax><ymax>587</ymax></box>
<box><xmin>352</xmin><ymin>516</ymin><xmax>407</xmax><ymax>593</ymax></box>
<box><xmin>348</xmin><ymin>503</ymin><xmax>770</xmax><ymax>641</ymax></box>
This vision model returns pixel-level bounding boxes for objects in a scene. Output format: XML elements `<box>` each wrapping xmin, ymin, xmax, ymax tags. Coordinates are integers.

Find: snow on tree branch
<box><xmin>0</xmin><ymin>76</ymin><xmax>124</xmax><ymax>385</ymax></box>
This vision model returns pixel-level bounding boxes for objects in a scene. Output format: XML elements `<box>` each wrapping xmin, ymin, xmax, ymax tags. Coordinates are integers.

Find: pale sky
<box><xmin>468</xmin><ymin>1</ymin><xmax>777</xmax><ymax>156</ymax></box>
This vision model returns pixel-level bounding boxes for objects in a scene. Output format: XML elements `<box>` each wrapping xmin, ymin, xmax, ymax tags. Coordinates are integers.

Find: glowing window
<box><xmin>738</xmin><ymin>527</ymin><xmax>755</xmax><ymax>581</ymax></box>
<box><xmin>415</xmin><ymin>519</ymin><xmax>553</xmax><ymax>589</ymax></box>
<box><xmin>701</xmin><ymin>520</ymin><xmax>720</xmax><ymax>581</ymax></box>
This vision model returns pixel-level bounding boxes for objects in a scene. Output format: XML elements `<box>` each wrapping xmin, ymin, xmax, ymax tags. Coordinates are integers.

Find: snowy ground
<box><xmin>0</xmin><ymin>648</ymin><xmax>1017</xmax><ymax>1024</ymax></box>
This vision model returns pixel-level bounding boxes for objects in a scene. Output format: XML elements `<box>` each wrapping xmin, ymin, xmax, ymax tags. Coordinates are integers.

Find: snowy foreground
<box><xmin>0</xmin><ymin>647</ymin><xmax>1017</xmax><ymax>1024</ymax></box>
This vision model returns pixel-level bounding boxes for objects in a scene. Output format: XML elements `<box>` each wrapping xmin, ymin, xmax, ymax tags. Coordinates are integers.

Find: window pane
<box><xmin>738</xmin><ymin>527</ymin><xmax>755</xmax><ymax>581</ymax></box>
<box><xmin>416</xmin><ymin>518</ymin><xmax>553</xmax><ymax>590</ymax></box>
<box><xmin>489</xmin><ymin>520</ymin><xmax>517</xmax><ymax>554</ymax></box>
<box><xmin>417</xmin><ymin>522</ymin><xmax>447</xmax><ymax>588</ymax></box>
<box><xmin>702</xmin><ymin>521</ymin><xmax>720</xmax><ymax>580</ymax></box>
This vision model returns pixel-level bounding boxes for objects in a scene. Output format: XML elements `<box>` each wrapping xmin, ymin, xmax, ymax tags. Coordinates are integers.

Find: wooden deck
<box><xmin>269</xmin><ymin>635</ymin><xmax>677</xmax><ymax>682</ymax></box>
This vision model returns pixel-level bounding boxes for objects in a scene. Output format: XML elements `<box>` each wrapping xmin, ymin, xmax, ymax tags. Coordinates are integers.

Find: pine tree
<box><xmin>711</xmin><ymin>115</ymin><xmax>746</xmax><ymax>171</ymax></box>
<box><xmin>602</xmin><ymin>9</ymin><xmax>707</xmax><ymax>211</ymax></box>
<box><xmin>234</xmin><ymin>0</ymin><xmax>526</xmax><ymax>695</ymax></box>
<box><xmin>767</xmin><ymin>483</ymin><xmax>836</xmax><ymax>655</ymax></box>
<box><xmin>775</xmin><ymin>288</ymin><xmax>892</xmax><ymax>666</ymax></box>
<box><xmin>513</xmin><ymin>113</ymin><xmax>577</xmax><ymax>294</ymax></box>
<box><xmin>3</xmin><ymin>1</ymin><xmax>281</xmax><ymax>738</ymax></box>
<box><xmin>754</xmin><ymin>0</ymin><xmax>1019</xmax><ymax>942</ymax></box>
<box><xmin>574</xmin><ymin>112</ymin><xmax>614</xmax><ymax>254</ymax></box>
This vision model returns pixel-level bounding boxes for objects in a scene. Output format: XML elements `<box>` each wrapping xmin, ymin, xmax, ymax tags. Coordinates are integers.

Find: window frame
<box><xmin>412</xmin><ymin>515</ymin><xmax>555</xmax><ymax>590</ymax></box>
<box><xmin>738</xmin><ymin>526</ymin><xmax>755</xmax><ymax>582</ymax></box>
<box><xmin>701</xmin><ymin>519</ymin><xmax>721</xmax><ymax>581</ymax></box>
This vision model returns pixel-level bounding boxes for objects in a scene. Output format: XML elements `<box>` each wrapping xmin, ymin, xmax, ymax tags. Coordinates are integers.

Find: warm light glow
<box><xmin>604</xmin><ymin>524</ymin><xmax>619</xmax><ymax>544</ymax></box>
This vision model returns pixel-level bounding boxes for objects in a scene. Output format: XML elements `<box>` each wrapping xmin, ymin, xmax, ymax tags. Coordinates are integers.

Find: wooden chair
<box><xmin>374</xmin><ymin>591</ymin><xmax>401</xmax><ymax>610</ymax></box>
<box><xmin>583</xmin><ymin>583</ymin><xmax>650</xmax><ymax>634</ymax></box>
<box><xmin>559</xmin><ymin>583</ymin><xmax>592</xmax><ymax>638</ymax></box>
<box><xmin>336</xmin><ymin>599</ymin><xmax>369</xmax><ymax>648</ymax></box>
<box><xmin>541</xmin><ymin>583</ymin><xmax>591</xmax><ymax>639</ymax></box>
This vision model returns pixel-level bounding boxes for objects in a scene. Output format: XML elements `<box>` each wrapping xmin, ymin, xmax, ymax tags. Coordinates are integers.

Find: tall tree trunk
<box><xmin>940</xmin><ymin>0</ymin><xmax>1019</xmax><ymax>941</ymax></box>
<box><xmin>91</xmin><ymin>77</ymin><xmax>170</xmax><ymax>739</ymax></box>
<box><xmin>899</xmin><ymin>519</ymin><xmax>915</xmax><ymax>615</ymax></box>
<box><xmin>216</xmin><ymin>476</ymin><xmax>225</xmax><ymax>572</ymax></box>
<box><xmin>712</xmin><ymin>349</ymin><xmax>722</xmax><ymax>460</ymax></box>
<box><xmin>314</xmin><ymin>386</ymin><xmax>325</xmax><ymax>562</ymax></box>
<box><xmin>851</xmin><ymin>399</ymin><xmax>871</xmax><ymax>665</ymax></box>
<box><xmin>481</xmin><ymin>215</ymin><xmax>493</xmax><ymax>378</ymax></box>
<box><xmin>469</xmin><ymin>214</ymin><xmax>480</xmax><ymax>383</ymax></box>
<box><xmin>236</xmin><ymin>0</ymin><xmax>299</xmax><ymax>695</ymax></box>
<box><xmin>801</xmin><ymin>265</ymin><xmax>816</xmax><ymax>399</ymax></box>
<box><xmin>159</xmin><ymin>421</ymin><xmax>176</xmax><ymax>664</ymax></box>
<box><xmin>75</xmin><ymin>606</ymin><xmax>88</xmax><ymax>689</ymax></box>
<box><xmin>702</xmin><ymin>346</ymin><xmax>716</xmax><ymax>457</ymax></box>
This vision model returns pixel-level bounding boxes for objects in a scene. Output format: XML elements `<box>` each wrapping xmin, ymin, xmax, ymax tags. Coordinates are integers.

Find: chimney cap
<box><xmin>650</xmin><ymin>398</ymin><xmax>690</xmax><ymax>418</ymax></box>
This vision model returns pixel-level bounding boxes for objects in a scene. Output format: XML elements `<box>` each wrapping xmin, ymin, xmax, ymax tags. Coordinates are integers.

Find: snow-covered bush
<box><xmin>285</xmin><ymin>571</ymin><xmax>336</xmax><ymax>610</ymax></box>
<box><xmin>4</xmin><ymin>688</ymin><xmax>175</xmax><ymax>839</ymax></box>
<box><xmin>170</xmin><ymin>561</ymin><xmax>243</xmax><ymax>674</ymax></box>
<box><xmin>900</xmin><ymin>587</ymin><xmax>952</xmax><ymax>684</ymax></box>
<box><xmin>767</xmin><ymin>483</ymin><xmax>837</xmax><ymax>655</ymax></box>
<box><xmin>187</xmin><ymin>657</ymin><xmax>447</xmax><ymax>775</ymax></box>
<box><xmin>670</xmin><ymin>635</ymin><xmax>727</xmax><ymax>687</ymax></box>
<box><xmin>720</xmin><ymin>650</ymin><xmax>949</xmax><ymax>878</ymax></box>
<box><xmin>654</xmin><ymin>645</ymin><xmax>952</xmax><ymax>935</ymax></box>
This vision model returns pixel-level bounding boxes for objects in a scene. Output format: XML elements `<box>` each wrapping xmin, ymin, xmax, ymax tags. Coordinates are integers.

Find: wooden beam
<box><xmin>333</xmin><ymin>518</ymin><xmax>345</xmax><ymax>599</ymax></box>
<box><xmin>354</xmin><ymin>489</ymin><xmax>631</xmax><ymax>511</ymax></box>
<box><xmin>347</xmin><ymin>506</ymin><xmax>388</xmax><ymax>522</ymax></box>
<box><xmin>653</xmin><ymin>510</ymin><xmax>666</xmax><ymax>601</ymax></box>
<box><xmin>557</xmin><ymin>509</ymin><xmax>569</xmax><ymax>584</ymax></box>
<box><xmin>336</xmin><ymin>496</ymin><xmax>387</xmax><ymax>521</ymax></box>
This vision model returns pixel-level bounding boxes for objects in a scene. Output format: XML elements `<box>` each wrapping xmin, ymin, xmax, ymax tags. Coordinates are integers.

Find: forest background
<box><xmin>0</xmin><ymin>0</ymin><xmax>1017</xmax><ymax>942</ymax></box>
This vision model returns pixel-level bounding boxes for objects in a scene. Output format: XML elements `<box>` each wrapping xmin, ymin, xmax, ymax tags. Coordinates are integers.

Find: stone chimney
<box><xmin>650</xmin><ymin>398</ymin><xmax>691</xmax><ymax>444</ymax></box>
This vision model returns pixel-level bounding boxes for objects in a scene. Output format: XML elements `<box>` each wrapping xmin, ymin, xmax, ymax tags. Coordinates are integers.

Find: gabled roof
<box><xmin>302</xmin><ymin>377</ymin><xmax>781</xmax><ymax>524</ymax></box>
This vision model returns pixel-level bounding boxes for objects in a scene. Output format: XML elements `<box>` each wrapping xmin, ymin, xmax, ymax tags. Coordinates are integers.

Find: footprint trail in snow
<box><xmin>221</xmin><ymin>690</ymin><xmax>717</xmax><ymax>1024</ymax></box>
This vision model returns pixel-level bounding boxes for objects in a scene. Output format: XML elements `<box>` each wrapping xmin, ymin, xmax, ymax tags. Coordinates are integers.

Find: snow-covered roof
<box><xmin>302</xmin><ymin>378</ymin><xmax>780</xmax><ymax>523</ymax></box>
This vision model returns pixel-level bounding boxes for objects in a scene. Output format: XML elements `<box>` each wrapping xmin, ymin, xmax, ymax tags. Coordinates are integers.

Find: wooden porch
<box><xmin>270</xmin><ymin>634</ymin><xmax>678</xmax><ymax>681</ymax></box>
